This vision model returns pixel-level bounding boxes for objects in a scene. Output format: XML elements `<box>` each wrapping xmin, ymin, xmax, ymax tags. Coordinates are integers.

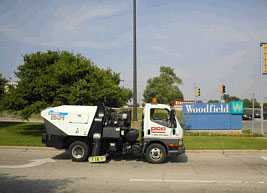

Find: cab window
<box><xmin>150</xmin><ymin>108</ymin><xmax>169</xmax><ymax>127</ymax></box>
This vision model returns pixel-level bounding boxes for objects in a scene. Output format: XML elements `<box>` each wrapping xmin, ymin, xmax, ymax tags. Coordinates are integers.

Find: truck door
<box><xmin>147</xmin><ymin>108</ymin><xmax>172</xmax><ymax>138</ymax></box>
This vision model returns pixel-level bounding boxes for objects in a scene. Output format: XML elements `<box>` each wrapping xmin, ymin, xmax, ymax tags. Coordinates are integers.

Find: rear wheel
<box><xmin>68</xmin><ymin>141</ymin><xmax>89</xmax><ymax>162</ymax></box>
<box><xmin>145</xmin><ymin>143</ymin><xmax>166</xmax><ymax>164</ymax></box>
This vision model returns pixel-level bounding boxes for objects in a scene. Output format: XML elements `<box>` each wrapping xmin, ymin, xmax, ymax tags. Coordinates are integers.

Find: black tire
<box><xmin>145</xmin><ymin>143</ymin><xmax>167</xmax><ymax>164</ymax></box>
<box><xmin>68</xmin><ymin>141</ymin><xmax>89</xmax><ymax>162</ymax></box>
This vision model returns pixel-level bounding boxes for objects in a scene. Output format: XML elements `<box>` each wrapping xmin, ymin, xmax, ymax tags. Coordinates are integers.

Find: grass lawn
<box><xmin>0</xmin><ymin>122</ymin><xmax>267</xmax><ymax>150</ymax></box>
<box><xmin>184</xmin><ymin>136</ymin><xmax>267</xmax><ymax>150</ymax></box>
<box><xmin>0</xmin><ymin>122</ymin><xmax>45</xmax><ymax>147</ymax></box>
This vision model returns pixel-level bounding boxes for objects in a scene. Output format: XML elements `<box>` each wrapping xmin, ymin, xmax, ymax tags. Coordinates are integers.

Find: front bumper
<box><xmin>168</xmin><ymin>145</ymin><xmax>185</xmax><ymax>155</ymax></box>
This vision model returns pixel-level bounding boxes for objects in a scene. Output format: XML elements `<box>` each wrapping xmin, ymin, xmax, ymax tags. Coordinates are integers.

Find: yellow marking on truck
<box><xmin>88</xmin><ymin>156</ymin><xmax>106</xmax><ymax>163</ymax></box>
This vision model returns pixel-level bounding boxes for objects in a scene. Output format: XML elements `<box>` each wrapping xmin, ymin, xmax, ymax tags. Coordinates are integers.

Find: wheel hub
<box><xmin>72</xmin><ymin>145</ymin><xmax>85</xmax><ymax>159</ymax></box>
<box><xmin>150</xmin><ymin>148</ymin><xmax>162</xmax><ymax>161</ymax></box>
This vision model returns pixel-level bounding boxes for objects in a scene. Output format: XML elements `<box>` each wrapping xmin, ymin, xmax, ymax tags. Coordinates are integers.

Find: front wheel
<box><xmin>68</xmin><ymin>141</ymin><xmax>89</xmax><ymax>162</ymax></box>
<box><xmin>145</xmin><ymin>143</ymin><xmax>167</xmax><ymax>164</ymax></box>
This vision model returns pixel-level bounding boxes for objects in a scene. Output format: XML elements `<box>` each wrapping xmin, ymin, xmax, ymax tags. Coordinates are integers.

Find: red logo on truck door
<box><xmin>151</xmin><ymin>127</ymin><xmax>166</xmax><ymax>133</ymax></box>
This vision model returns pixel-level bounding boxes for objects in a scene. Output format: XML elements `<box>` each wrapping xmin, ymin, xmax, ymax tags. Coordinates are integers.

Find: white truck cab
<box><xmin>143</xmin><ymin>103</ymin><xmax>183</xmax><ymax>139</ymax></box>
<box><xmin>140</xmin><ymin>103</ymin><xmax>184</xmax><ymax>162</ymax></box>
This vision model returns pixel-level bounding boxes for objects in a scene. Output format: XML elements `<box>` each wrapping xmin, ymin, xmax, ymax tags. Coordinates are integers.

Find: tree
<box><xmin>243</xmin><ymin>98</ymin><xmax>260</xmax><ymax>108</ymax></box>
<box><xmin>243</xmin><ymin>99</ymin><xmax>252</xmax><ymax>108</ymax></box>
<box><xmin>223</xmin><ymin>94</ymin><xmax>240</xmax><ymax>103</ymax></box>
<box><xmin>253</xmin><ymin>100</ymin><xmax>260</xmax><ymax>108</ymax></box>
<box><xmin>143</xmin><ymin>66</ymin><xmax>183</xmax><ymax>104</ymax></box>
<box><xmin>4</xmin><ymin>50</ymin><xmax>132</xmax><ymax>119</ymax></box>
<box><xmin>208</xmin><ymin>100</ymin><xmax>219</xmax><ymax>103</ymax></box>
<box><xmin>0</xmin><ymin>73</ymin><xmax>8</xmax><ymax>110</ymax></box>
<box><xmin>0</xmin><ymin>73</ymin><xmax>7</xmax><ymax>97</ymax></box>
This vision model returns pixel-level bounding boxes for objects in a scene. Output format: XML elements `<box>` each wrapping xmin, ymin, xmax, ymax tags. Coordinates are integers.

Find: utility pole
<box><xmin>252</xmin><ymin>93</ymin><xmax>255</xmax><ymax>135</ymax></box>
<box><xmin>132</xmin><ymin>0</ymin><xmax>137</xmax><ymax>121</ymax></box>
<box><xmin>260</xmin><ymin>42</ymin><xmax>267</xmax><ymax>135</ymax></box>
<box><xmin>260</xmin><ymin>43</ymin><xmax>263</xmax><ymax>135</ymax></box>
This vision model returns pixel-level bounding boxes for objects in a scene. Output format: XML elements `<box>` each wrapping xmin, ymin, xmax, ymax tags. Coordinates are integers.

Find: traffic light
<box><xmin>196</xmin><ymin>88</ymin><xmax>200</xmax><ymax>97</ymax></box>
<box><xmin>220</xmin><ymin>85</ymin><xmax>226</xmax><ymax>94</ymax></box>
<box><xmin>265</xmin><ymin>44</ymin><xmax>267</xmax><ymax>74</ymax></box>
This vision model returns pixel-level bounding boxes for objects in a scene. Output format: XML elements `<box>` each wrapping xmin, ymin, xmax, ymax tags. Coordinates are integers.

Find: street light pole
<box><xmin>260</xmin><ymin>42</ymin><xmax>267</xmax><ymax>135</ymax></box>
<box><xmin>252</xmin><ymin>93</ymin><xmax>255</xmax><ymax>135</ymax></box>
<box><xmin>260</xmin><ymin>43</ymin><xmax>263</xmax><ymax>135</ymax></box>
<box><xmin>133</xmin><ymin>0</ymin><xmax>137</xmax><ymax>121</ymax></box>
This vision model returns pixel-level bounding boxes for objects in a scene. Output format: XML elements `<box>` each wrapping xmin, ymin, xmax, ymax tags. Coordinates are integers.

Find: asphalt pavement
<box><xmin>0</xmin><ymin>148</ymin><xmax>266</xmax><ymax>193</ymax></box>
<box><xmin>242</xmin><ymin>119</ymin><xmax>267</xmax><ymax>134</ymax></box>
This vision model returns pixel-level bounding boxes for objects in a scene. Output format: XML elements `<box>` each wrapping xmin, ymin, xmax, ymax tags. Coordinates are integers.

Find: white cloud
<box><xmin>54</xmin><ymin>3</ymin><xmax>128</xmax><ymax>31</ymax></box>
<box><xmin>147</xmin><ymin>45</ymin><xmax>181</xmax><ymax>60</ymax></box>
<box><xmin>209</xmin><ymin>49</ymin><xmax>249</xmax><ymax>78</ymax></box>
<box><xmin>203</xmin><ymin>24</ymin><xmax>252</xmax><ymax>42</ymax></box>
<box><xmin>0</xmin><ymin>1</ymin><xmax>129</xmax><ymax>48</ymax></box>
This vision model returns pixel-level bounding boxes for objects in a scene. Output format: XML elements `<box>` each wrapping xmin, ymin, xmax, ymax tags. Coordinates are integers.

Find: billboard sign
<box><xmin>183</xmin><ymin>102</ymin><xmax>243</xmax><ymax>130</ymax></box>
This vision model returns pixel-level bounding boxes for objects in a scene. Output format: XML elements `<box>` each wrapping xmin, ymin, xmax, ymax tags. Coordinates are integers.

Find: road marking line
<box><xmin>0</xmin><ymin>158</ymin><xmax>55</xmax><ymax>169</ymax></box>
<box><xmin>260</xmin><ymin>156</ymin><xmax>267</xmax><ymax>160</ymax></box>
<box><xmin>130</xmin><ymin>179</ymin><xmax>265</xmax><ymax>184</ymax></box>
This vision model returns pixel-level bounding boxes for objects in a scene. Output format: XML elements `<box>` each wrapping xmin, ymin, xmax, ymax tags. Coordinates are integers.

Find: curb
<box><xmin>0</xmin><ymin>146</ymin><xmax>63</xmax><ymax>152</ymax></box>
<box><xmin>0</xmin><ymin>146</ymin><xmax>266</xmax><ymax>154</ymax></box>
<box><xmin>187</xmin><ymin>150</ymin><xmax>267</xmax><ymax>154</ymax></box>
<box><xmin>0</xmin><ymin>119</ymin><xmax>43</xmax><ymax>123</ymax></box>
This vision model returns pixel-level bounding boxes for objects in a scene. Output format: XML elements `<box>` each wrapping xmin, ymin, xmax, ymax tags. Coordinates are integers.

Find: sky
<box><xmin>0</xmin><ymin>0</ymin><xmax>267</xmax><ymax>103</ymax></box>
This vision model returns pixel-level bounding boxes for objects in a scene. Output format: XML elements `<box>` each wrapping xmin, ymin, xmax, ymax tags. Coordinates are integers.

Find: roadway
<box><xmin>242</xmin><ymin>119</ymin><xmax>267</xmax><ymax>134</ymax></box>
<box><xmin>0</xmin><ymin>148</ymin><xmax>266</xmax><ymax>193</ymax></box>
